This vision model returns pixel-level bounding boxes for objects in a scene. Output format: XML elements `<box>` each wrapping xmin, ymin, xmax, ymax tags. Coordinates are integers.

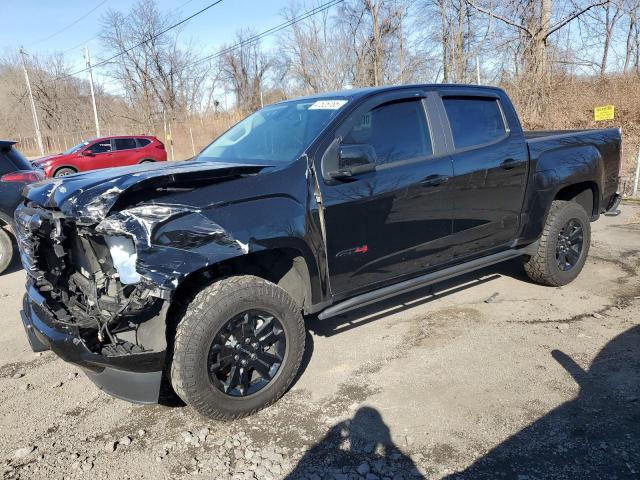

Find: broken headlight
<box><xmin>104</xmin><ymin>236</ymin><xmax>141</xmax><ymax>284</ymax></box>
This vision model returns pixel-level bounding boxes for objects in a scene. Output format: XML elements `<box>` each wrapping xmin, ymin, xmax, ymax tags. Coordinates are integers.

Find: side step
<box><xmin>317</xmin><ymin>247</ymin><xmax>532</xmax><ymax>320</ymax></box>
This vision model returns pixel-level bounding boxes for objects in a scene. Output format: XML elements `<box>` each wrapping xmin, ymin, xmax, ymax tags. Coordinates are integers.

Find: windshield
<box><xmin>63</xmin><ymin>141</ymin><xmax>89</xmax><ymax>155</ymax></box>
<box><xmin>198</xmin><ymin>98</ymin><xmax>349</xmax><ymax>164</ymax></box>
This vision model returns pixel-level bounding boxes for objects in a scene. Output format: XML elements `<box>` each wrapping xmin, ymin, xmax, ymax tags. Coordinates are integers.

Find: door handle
<box><xmin>501</xmin><ymin>158</ymin><xmax>517</xmax><ymax>170</ymax></box>
<box><xmin>421</xmin><ymin>174</ymin><xmax>449</xmax><ymax>187</ymax></box>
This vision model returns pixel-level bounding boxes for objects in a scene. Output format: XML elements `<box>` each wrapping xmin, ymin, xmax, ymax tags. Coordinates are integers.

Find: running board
<box><xmin>317</xmin><ymin>247</ymin><xmax>532</xmax><ymax>320</ymax></box>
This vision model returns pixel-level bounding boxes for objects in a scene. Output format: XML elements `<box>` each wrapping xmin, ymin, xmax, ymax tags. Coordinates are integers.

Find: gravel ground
<box><xmin>0</xmin><ymin>204</ymin><xmax>639</xmax><ymax>480</ymax></box>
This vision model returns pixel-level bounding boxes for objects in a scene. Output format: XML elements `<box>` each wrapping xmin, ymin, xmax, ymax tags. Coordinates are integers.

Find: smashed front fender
<box><xmin>96</xmin><ymin>204</ymin><xmax>250</xmax><ymax>292</ymax></box>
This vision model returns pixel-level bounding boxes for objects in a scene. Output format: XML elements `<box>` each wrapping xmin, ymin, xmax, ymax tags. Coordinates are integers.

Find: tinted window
<box><xmin>443</xmin><ymin>97</ymin><xmax>506</xmax><ymax>149</ymax></box>
<box><xmin>342</xmin><ymin>99</ymin><xmax>432</xmax><ymax>165</ymax></box>
<box><xmin>0</xmin><ymin>151</ymin><xmax>15</xmax><ymax>175</ymax></box>
<box><xmin>88</xmin><ymin>141</ymin><xmax>112</xmax><ymax>154</ymax></box>
<box><xmin>200</xmin><ymin>98</ymin><xmax>348</xmax><ymax>164</ymax></box>
<box><xmin>136</xmin><ymin>138</ymin><xmax>151</xmax><ymax>148</ymax></box>
<box><xmin>114</xmin><ymin>138</ymin><xmax>137</xmax><ymax>151</ymax></box>
<box><xmin>0</xmin><ymin>145</ymin><xmax>31</xmax><ymax>173</ymax></box>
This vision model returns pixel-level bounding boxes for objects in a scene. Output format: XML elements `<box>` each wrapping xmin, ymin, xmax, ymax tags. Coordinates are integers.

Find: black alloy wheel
<box><xmin>555</xmin><ymin>218</ymin><xmax>584</xmax><ymax>271</ymax></box>
<box><xmin>207</xmin><ymin>310</ymin><xmax>286</xmax><ymax>397</ymax></box>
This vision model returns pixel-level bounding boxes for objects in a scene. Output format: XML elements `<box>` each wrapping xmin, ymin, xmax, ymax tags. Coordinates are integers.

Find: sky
<box><xmin>2</xmin><ymin>0</ymin><xmax>293</xmax><ymax>91</ymax></box>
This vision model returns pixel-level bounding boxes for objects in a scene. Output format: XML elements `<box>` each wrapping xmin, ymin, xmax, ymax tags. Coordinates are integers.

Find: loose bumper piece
<box><xmin>20</xmin><ymin>285</ymin><xmax>165</xmax><ymax>404</ymax></box>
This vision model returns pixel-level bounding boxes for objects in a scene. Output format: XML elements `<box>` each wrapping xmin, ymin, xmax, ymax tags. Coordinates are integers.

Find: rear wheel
<box><xmin>524</xmin><ymin>200</ymin><xmax>591</xmax><ymax>286</ymax></box>
<box><xmin>54</xmin><ymin>167</ymin><xmax>76</xmax><ymax>177</ymax></box>
<box><xmin>170</xmin><ymin>275</ymin><xmax>305</xmax><ymax>420</ymax></box>
<box><xmin>0</xmin><ymin>228</ymin><xmax>13</xmax><ymax>275</ymax></box>
<box><xmin>139</xmin><ymin>159</ymin><xmax>155</xmax><ymax>163</ymax></box>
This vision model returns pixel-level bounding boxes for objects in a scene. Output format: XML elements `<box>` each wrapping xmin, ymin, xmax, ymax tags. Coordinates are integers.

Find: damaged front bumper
<box><xmin>20</xmin><ymin>283</ymin><xmax>165</xmax><ymax>404</ymax></box>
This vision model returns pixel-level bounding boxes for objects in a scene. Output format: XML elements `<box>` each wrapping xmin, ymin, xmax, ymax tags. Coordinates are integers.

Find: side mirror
<box><xmin>83</xmin><ymin>150</ymin><xmax>94</xmax><ymax>157</ymax></box>
<box><xmin>329</xmin><ymin>144</ymin><xmax>376</xmax><ymax>180</ymax></box>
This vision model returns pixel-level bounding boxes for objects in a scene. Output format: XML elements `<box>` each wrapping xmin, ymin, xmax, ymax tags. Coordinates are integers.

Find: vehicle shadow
<box><xmin>444</xmin><ymin>325</ymin><xmax>640</xmax><ymax>479</ymax></box>
<box><xmin>285</xmin><ymin>406</ymin><xmax>424</xmax><ymax>479</ymax></box>
<box><xmin>307</xmin><ymin>257</ymin><xmax>526</xmax><ymax>337</ymax></box>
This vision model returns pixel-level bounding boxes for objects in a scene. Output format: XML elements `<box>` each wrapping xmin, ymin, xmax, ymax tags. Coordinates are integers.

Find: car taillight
<box><xmin>156</xmin><ymin>142</ymin><xmax>165</xmax><ymax>150</ymax></box>
<box><xmin>1</xmin><ymin>170</ymin><xmax>45</xmax><ymax>183</ymax></box>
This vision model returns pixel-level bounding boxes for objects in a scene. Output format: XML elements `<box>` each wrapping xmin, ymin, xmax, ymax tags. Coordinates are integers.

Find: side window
<box><xmin>442</xmin><ymin>97</ymin><xmax>506</xmax><ymax>149</ymax></box>
<box><xmin>342</xmin><ymin>99</ymin><xmax>432</xmax><ymax>165</ymax></box>
<box><xmin>114</xmin><ymin>138</ymin><xmax>137</xmax><ymax>151</ymax></box>
<box><xmin>0</xmin><ymin>153</ymin><xmax>14</xmax><ymax>175</ymax></box>
<box><xmin>0</xmin><ymin>146</ymin><xmax>30</xmax><ymax>174</ymax></box>
<box><xmin>136</xmin><ymin>138</ymin><xmax>151</xmax><ymax>148</ymax></box>
<box><xmin>87</xmin><ymin>141</ymin><xmax>112</xmax><ymax>154</ymax></box>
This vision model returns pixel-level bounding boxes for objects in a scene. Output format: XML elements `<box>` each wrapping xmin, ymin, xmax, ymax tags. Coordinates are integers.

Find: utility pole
<box><xmin>19</xmin><ymin>47</ymin><xmax>44</xmax><ymax>156</ymax></box>
<box><xmin>85</xmin><ymin>45</ymin><xmax>101</xmax><ymax>137</ymax></box>
<box><xmin>633</xmin><ymin>147</ymin><xmax>640</xmax><ymax>197</ymax></box>
<box><xmin>189</xmin><ymin>127</ymin><xmax>196</xmax><ymax>157</ymax></box>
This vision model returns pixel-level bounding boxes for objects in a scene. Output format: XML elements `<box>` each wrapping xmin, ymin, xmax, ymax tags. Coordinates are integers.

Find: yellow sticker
<box><xmin>594</xmin><ymin>105</ymin><xmax>615</xmax><ymax>121</ymax></box>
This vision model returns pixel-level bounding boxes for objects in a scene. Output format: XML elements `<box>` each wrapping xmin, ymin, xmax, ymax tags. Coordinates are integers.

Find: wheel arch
<box><xmin>171</xmin><ymin>246</ymin><xmax>316</xmax><ymax>316</ymax></box>
<box><xmin>554</xmin><ymin>181</ymin><xmax>599</xmax><ymax>219</ymax></box>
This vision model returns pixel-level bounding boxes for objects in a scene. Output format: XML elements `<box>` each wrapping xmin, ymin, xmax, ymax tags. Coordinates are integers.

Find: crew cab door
<box><xmin>317</xmin><ymin>91</ymin><xmax>455</xmax><ymax>297</ymax></box>
<box><xmin>437</xmin><ymin>91</ymin><xmax>529</xmax><ymax>258</ymax></box>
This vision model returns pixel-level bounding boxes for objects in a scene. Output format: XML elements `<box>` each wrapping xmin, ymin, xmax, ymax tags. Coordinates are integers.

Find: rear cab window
<box><xmin>136</xmin><ymin>138</ymin><xmax>151</xmax><ymax>148</ymax></box>
<box><xmin>442</xmin><ymin>97</ymin><xmax>507</xmax><ymax>149</ymax></box>
<box><xmin>342</xmin><ymin>99</ymin><xmax>432</xmax><ymax>165</ymax></box>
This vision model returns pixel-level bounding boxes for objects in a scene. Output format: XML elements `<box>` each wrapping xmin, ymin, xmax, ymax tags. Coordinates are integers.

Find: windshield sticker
<box><xmin>309</xmin><ymin>100</ymin><xmax>348</xmax><ymax>110</ymax></box>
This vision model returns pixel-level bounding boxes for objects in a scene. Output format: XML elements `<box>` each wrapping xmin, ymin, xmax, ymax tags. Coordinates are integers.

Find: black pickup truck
<box><xmin>16</xmin><ymin>85</ymin><xmax>622</xmax><ymax>420</ymax></box>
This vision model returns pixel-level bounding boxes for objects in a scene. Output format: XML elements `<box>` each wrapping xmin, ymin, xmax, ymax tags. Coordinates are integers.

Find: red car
<box><xmin>32</xmin><ymin>135</ymin><xmax>167</xmax><ymax>178</ymax></box>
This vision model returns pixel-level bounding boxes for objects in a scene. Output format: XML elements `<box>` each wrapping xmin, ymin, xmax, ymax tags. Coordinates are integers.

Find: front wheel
<box><xmin>524</xmin><ymin>200</ymin><xmax>591</xmax><ymax>286</ymax></box>
<box><xmin>170</xmin><ymin>275</ymin><xmax>306</xmax><ymax>420</ymax></box>
<box><xmin>54</xmin><ymin>167</ymin><xmax>76</xmax><ymax>177</ymax></box>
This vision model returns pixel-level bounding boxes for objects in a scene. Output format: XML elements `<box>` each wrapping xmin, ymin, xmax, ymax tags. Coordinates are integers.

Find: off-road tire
<box><xmin>0</xmin><ymin>228</ymin><xmax>12</xmax><ymax>274</ymax></box>
<box><xmin>170</xmin><ymin>275</ymin><xmax>305</xmax><ymax>420</ymax></box>
<box><xmin>524</xmin><ymin>200</ymin><xmax>591</xmax><ymax>286</ymax></box>
<box><xmin>54</xmin><ymin>167</ymin><xmax>76</xmax><ymax>177</ymax></box>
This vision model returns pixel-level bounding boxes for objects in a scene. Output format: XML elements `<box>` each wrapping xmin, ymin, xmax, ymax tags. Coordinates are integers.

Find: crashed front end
<box><xmin>16</xmin><ymin>202</ymin><xmax>171</xmax><ymax>403</ymax></box>
<box><xmin>15</xmin><ymin>163</ymin><xmax>259</xmax><ymax>404</ymax></box>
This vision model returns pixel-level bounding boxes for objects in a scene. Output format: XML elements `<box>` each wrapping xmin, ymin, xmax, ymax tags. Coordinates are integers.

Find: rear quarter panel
<box><xmin>519</xmin><ymin>128</ymin><xmax>621</xmax><ymax>244</ymax></box>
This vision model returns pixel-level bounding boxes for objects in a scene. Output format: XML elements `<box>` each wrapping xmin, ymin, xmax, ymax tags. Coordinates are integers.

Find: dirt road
<box><xmin>1</xmin><ymin>205</ymin><xmax>639</xmax><ymax>480</ymax></box>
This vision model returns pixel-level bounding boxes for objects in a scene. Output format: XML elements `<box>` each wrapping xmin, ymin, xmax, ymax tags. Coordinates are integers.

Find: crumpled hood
<box><xmin>23</xmin><ymin>159</ymin><xmax>269</xmax><ymax>224</ymax></box>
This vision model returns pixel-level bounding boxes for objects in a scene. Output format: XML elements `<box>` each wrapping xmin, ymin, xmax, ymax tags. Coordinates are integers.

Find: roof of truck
<box><xmin>287</xmin><ymin>83</ymin><xmax>505</xmax><ymax>102</ymax></box>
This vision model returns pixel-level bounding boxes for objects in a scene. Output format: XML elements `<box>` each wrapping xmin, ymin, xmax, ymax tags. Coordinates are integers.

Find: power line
<box><xmin>63</xmin><ymin>0</ymin><xmax>225</xmax><ymax>79</ymax></box>
<box><xmin>29</xmin><ymin>0</ymin><xmax>344</xmax><ymax>95</ymax></box>
<box><xmin>139</xmin><ymin>0</ymin><xmax>345</xmax><ymax>84</ymax></box>
<box><xmin>187</xmin><ymin>0</ymin><xmax>344</xmax><ymax>68</ymax></box>
<box><xmin>28</xmin><ymin>0</ymin><xmax>108</xmax><ymax>47</ymax></box>
<box><xmin>61</xmin><ymin>0</ymin><xmax>202</xmax><ymax>54</ymax></box>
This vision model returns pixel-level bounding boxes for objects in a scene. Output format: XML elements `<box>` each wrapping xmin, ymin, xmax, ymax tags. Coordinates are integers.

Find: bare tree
<box><xmin>340</xmin><ymin>0</ymin><xmax>405</xmax><ymax>86</ymax></box>
<box><xmin>466</xmin><ymin>0</ymin><xmax>610</xmax><ymax>79</ymax></box>
<box><xmin>278</xmin><ymin>3</ymin><xmax>352</xmax><ymax>93</ymax></box>
<box><xmin>218</xmin><ymin>30</ymin><xmax>271</xmax><ymax>113</ymax></box>
<box><xmin>100</xmin><ymin>0</ymin><xmax>212</xmax><ymax>130</ymax></box>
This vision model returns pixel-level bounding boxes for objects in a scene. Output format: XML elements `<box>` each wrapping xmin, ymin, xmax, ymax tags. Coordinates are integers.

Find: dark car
<box><xmin>0</xmin><ymin>140</ymin><xmax>44</xmax><ymax>273</ymax></box>
<box><xmin>16</xmin><ymin>84</ymin><xmax>622</xmax><ymax>420</ymax></box>
<box><xmin>31</xmin><ymin>135</ymin><xmax>167</xmax><ymax>178</ymax></box>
